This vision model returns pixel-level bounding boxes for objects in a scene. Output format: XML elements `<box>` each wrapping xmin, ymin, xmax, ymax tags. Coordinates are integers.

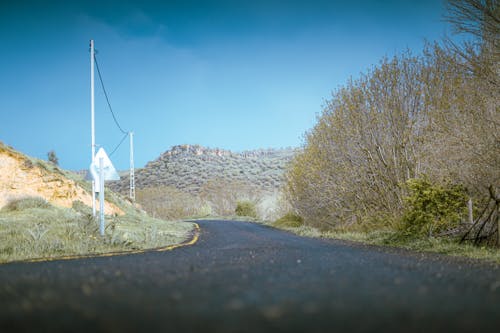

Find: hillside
<box><xmin>0</xmin><ymin>142</ymin><xmax>121</xmax><ymax>215</ymax></box>
<box><xmin>0</xmin><ymin>141</ymin><xmax>195</xmax><ymax>263</ymax></box>
<box><xmin>109</xmin><ymin>144</ymin><xmax>296</xmax><ymax>195</ymax></box>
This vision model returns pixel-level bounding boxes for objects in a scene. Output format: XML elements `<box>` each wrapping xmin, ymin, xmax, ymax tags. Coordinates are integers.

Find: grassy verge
<box><xmin>187</xmin><ymin>215</ymin><xmax>260</xmax><ymax>222</ymax></box>
<box><xmin>269</xmin><ymin>220</ymin><xmax>500</xmax><ymax>264</ymax></box>
<box><xmin>0</xmin><ymin>197</ymin><xmax>195</xmax><ymax>263</ymax></box>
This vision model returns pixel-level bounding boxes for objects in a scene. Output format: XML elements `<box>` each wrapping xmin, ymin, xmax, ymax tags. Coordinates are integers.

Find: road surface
<box><xmin>0</xmin><ymin>220</ymin><xmax>499</xmax><ymax>332</ymax></box>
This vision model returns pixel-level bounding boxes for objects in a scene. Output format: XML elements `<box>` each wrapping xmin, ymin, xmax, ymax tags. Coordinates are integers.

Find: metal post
<box><xmin>129</xmin><ymin>131</ymin><xmax>135</xmax><ymax>202</ymax></box>
<box><xmin>468</xmin><ymin>198</ymin><xmax>473</xmax><ymax>224</ymax></box>
<box><xmin>90</xmin><ymin>39</ymin><xmax>96</xmax><ymax>217</ymax></box>
<box><xmin>99</xmin><ymin>157</ymin><xmax>105</xmax><ymax>236</ymax></box>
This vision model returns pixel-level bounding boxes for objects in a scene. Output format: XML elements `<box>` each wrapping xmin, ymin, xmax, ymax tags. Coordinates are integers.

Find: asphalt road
<box><xmin>0</xmin><ymin>220</ymin><xmax>499</xmax><ymax>333</ymax></box>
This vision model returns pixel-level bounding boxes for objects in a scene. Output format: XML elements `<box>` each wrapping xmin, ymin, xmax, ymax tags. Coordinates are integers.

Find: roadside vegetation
<box><xmin>0</xmin><ymin>143</ymin><xmax>195</xmax><ymax>264</ymax></box>
<box><xmin>235</xmin><ymin>201</ymin><xmax>258</xmax><ymax>219</ymax></box>
<box><xmin>0</xmin><ymin>196</ymin><xmax>194</xmax><ymax>263</ymax></box>
<box><xmin>134</xmin><ymin>179</ymin><xmax>283</xmax><ymax>221</ymax></box>
<box><xmin>269</xmin><ymin>214</ymin><xmax>500</xmax><ymax>264</ymax></box>
<box><xmin>277</xmin><ymin>0</ymin><xmax>499</xmax><ymax>259</ymax></box>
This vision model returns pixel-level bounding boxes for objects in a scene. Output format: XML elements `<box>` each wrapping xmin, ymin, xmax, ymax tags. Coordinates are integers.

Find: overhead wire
<box><xmin>93</xmin><ymin>50</ymin><xmax>130</xmax><ymax>157</ymax></box>
<box><xmin>93</xmin><ymin>53</ymin><xmax>128</xmax><ymax>135</ymax></box>
<box><xmin>109</xmin><ymin>132</ymin><xmax>129</xmax><ymax>157</ymax></box>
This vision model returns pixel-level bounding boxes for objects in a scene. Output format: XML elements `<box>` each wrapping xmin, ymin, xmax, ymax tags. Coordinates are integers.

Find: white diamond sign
<box><xmin>89</xmin><ymin>148</ymin><xmax>120</xmax><ymax>191</ymax></box>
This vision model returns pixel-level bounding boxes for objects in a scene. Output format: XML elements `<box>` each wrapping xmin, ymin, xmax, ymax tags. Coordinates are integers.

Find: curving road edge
<box><xmin>9</xmin><ymin>222</ymin><xmax>201</xmax><ymax>264</ymax></box>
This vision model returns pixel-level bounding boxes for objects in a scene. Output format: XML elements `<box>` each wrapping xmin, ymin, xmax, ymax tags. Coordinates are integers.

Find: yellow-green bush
<box><xmin>273</xmin><ymin>213</ymin><xmax>304</xmax><ymax>228</ymax></box>
<box><xmin>235</xmin><ymin>201</ymin><xmax>257</xmax><ymax>218</ymax></box>
<box><xmin>400</xmin><ymin>178</ymin><xmax>468</xmax><ymax>238</ymax></box>
<box><xmin>2</xmin><ymin>197</ymin><xmax>52</xmax><ymax>212</ymax></box>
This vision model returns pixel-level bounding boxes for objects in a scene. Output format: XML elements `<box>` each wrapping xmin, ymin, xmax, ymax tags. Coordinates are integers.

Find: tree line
<box><xmin>284</xmin><ymin>0</ymin><xmax>499</xmax><ymax>245</ymax></box>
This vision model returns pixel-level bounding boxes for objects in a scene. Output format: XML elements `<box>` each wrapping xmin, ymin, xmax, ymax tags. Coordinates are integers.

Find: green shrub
<box><xmin>235</xmin><ymin>201</ymin><xmax>257</xmax><ymax>218</ymax></box>
<box><xmin>400</xmin><ymin>178</ymin><xmax>467</xmax><ymax>238</ymax></box>
<box><xmin>47</xmin><ymin>150</ymin><xmax>59</xmax><ymax>165</ymax></box>
<box><xmin>2</xmin><ymin>197</ymin><xmax>52</xmax><ymax>212</ymax></box>
<box><xmin>72</xmin><ymin>200</ymin><xmax>93</xmax><ymax>216</ymax></box>
<box><xmin>274</xmin><ymin>213</ymin><xmax>304</xmax><ymax>228</ymax></box>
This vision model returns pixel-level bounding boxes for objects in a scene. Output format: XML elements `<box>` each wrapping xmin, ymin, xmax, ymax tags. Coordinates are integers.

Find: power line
<box><xmin>90</xmin><ymin>40</ymin><xmax>136</xmax><ymax>203</ymax></box>
<box><xmin>93</xmin><ymin>53</ymin><xmax>128</xmax><ymax>135</ymax></box>
<box><xmin>109</xmin><ymin>132</ymin><xmax>129</xmax><ymax>157</ymax></box>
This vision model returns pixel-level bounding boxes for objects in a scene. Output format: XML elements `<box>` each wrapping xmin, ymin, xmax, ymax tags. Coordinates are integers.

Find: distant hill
<box><xmin>108</xmin><ymin>144</ymin><xmax>297</xmax><ymax>195</ymax></box>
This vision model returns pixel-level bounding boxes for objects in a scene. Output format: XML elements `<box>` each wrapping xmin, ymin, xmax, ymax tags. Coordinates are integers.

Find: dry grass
<box><xmin>270</xmin><ymin>219</ymin><xmax>500</xmax><ymax>264</ymax></box>
<box><xmin>0</xmin><ymin>197</ymin><xmax>195</xmax><ymax>263</ymax></box>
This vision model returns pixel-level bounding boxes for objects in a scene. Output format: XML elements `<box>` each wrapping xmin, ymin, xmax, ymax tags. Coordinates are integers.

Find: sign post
<box><xmin>89</xmin><ymin>148</ymin><xmax>120</xmax><ymax>237</ymax></box>
<box><xmin>99</xmin><ymin>157</ymin><xmax>105</xmax><ymax>236</ymax></box>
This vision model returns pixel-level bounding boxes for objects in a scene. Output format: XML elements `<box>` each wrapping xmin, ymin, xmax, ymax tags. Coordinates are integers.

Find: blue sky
<box><xmin>0</xmin><ymin>0</ymin><xmax>450</xmax><ymax>170</ymax></box>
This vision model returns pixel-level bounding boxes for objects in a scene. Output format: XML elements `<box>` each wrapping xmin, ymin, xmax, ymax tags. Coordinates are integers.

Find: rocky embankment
<box><xmin>0</xmin><ymin>142</ymin><xmax>122</xmax><ymax>215</ymax></box>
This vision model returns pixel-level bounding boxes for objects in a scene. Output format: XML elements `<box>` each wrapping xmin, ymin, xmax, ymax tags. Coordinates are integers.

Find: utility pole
<box><xmin>129</xmin><ymin>131</ymin><xmax>135</xmax><ymax>202</ymax></box>
<box><xmin>90</xmin><ymin>39</ymin><xmax>96</xmax><ymax>217</ymax></box>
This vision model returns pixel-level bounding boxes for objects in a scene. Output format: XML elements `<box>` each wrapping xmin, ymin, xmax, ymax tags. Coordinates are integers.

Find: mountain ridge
<box><xmin>109</xmin><ymin>144</ymin><xmax>297</xmax><ymax>195</ymax></box>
